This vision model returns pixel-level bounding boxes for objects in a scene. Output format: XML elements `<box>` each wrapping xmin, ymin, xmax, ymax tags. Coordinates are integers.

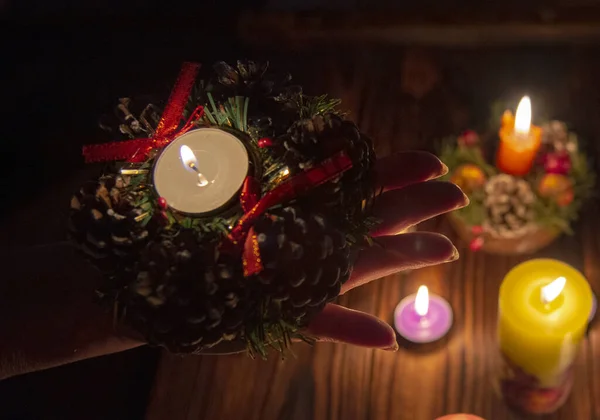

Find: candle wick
<box><xmin>188</xmin><ymin>163</ymin><xmax>209</xmax><ymax>187</ymax></box>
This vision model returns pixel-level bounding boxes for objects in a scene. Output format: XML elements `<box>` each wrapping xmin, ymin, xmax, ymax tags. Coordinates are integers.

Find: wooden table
<box><xmin>146</xmin><ymin>47</ymin><xmax>600</xmax><ymax>420</ymax></box>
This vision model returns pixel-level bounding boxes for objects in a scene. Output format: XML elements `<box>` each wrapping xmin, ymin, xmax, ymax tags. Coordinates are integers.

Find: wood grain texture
<box><xmin>147</xmin><ymin>47</ymin><xmax>600</xmax><ymax>420</ymax></box>
<box><xmin>239</xmin><ymin>10</ymin><xmax>600</xmax><ymax>48</ymax></box>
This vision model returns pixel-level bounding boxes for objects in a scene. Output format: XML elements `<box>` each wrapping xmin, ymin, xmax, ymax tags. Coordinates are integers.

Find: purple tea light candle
<box><xmin>394</xmin><ymin>286</ymin><xmax>453</xmax><ymax>343</ymax></box>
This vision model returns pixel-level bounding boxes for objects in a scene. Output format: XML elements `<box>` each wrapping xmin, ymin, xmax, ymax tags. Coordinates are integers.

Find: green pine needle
<box><xmin>243</xmin><ymin>97</ymin><xmax>249</xmax><ymax>132</ymax></box>
<box><xmin>204</xmin><ymin>108</ymin><xmax>218</xmax><ymax>125</ymax></box>
<box><xmin>207</xmin><ymin>92</ymin><xmax>219</xmax><ymax>118</ymax></box>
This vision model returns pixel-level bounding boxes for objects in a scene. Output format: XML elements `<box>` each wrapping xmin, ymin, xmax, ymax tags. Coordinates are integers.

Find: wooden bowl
<box><xmin>448</xmin><ymin>213</ymin><xmax>560</xmax><ymax>255</ymax></box>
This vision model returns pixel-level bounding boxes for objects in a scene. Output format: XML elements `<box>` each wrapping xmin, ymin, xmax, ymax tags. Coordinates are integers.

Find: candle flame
<box><xmin>179</xmin><ymin>145</ymin><xmax>209</xmax><ymax>187</ymax></box>
<box><xmin>415</xmin><ymin>285</ymin><xmax>429</xmax><ymax>317</ymax></box>
<box><xmin>514</xmin><ymin>96</ymin><xmax>532</xmax><ymax>135</ymax></box>
<box><xmin>180</xmin><ymin>145</ymin><xmax>197</xmax><ymax>169</ymax></box>
<box><xmin>541</xmin><ymin>276</ymin><xmax>566</xmax><ymax>304</ymax></box>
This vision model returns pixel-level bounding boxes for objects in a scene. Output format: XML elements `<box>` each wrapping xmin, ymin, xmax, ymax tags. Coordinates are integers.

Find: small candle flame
<box><xmin>415</xmin><ymin>285</ymin><xmax>429</xmax><ymax>317</ymax></box>
<box><xmin>180</xmin><ymin>145</ymin><xmax>198</xmax><ymax>169</ymax></box>
<box><xmin>515</xmin><ymin>96</ymin><xmax>532</xmax><ymax>135</ymax></box>
<box><xmin>180</xmin><ymin>145</ymin><xmax>209</xmax><ymax>187</ymax></box>
<box><xmin>541</xmin><ymin>276</ymin><xmax>566</xmax><ymax>304</ymax></box>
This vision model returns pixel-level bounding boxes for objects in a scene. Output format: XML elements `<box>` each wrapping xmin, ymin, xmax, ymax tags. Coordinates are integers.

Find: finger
<box><xmin>435</xmin><ymin>416</ymin><xmax>486</xmax><ymax>420</ymax></box>
<box><xmin>306</xmin><ymin>304</ymin><xmax>398</xmax><ymax>350</ymax></box>
<box><xmin>372</xmin><ymin>181</ymin><xmax>468</xmax><ymax>237</ymax></box>
<box><xmin>376</xmin><ymin>151</ymin><xmax>448</xmax><ymax>193</ymax></box>
<box><xmin>342</xmin><ymin>233</ymin><xmax>457</xmax><ymax>294</ymax></box>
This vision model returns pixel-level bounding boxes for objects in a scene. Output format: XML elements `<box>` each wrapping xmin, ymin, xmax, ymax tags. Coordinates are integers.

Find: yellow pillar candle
<box><xmin>498</xmin><ymin>259</ymin><xmax>593</xmax><ymax>414</ymax></box>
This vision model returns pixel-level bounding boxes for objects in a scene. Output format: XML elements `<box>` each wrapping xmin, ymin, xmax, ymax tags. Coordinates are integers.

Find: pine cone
<box><xmin>283</xmin><ymin>113</ymin><xmax>376</xmax><ymax>227</ymax></box>
<box><xmin>212</xmin><ymin>60</ymin><xmax>296</xmax><ymax>100</ymax></box>
<box><xmin>483</xmin><ymin>174</ymin><xmax>536</xmax><ymax>238</ymax></box>
<box><xmin>98</xmin><ymin>97</ymin><xmax>162</xmax><ymax>140</ymax></box>
<box><xmin>69</xmin><ymin>175</ymin><xmax>150</xmax><ymax>271</ymax></box>
<box><xmin>124</xmin><ymin>230</ymin><xmax>247</xmax><ymax>354</ymax></box>
<box><xmin>251</xmin><ymin>206</ymin><xmax>352</xmax><ymax>328</ymax></box>
<box><xmin>283</xmin><ymin>113</ymin><xmax>346</xmax><ymax>165</ymax></box>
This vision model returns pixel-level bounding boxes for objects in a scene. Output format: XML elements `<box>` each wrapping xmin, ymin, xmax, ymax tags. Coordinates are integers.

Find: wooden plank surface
<box><xmin>146</xmin><ymin>47</ymin><xmax>600</xmax><ymax>420</ymax></box>
<box><xmin>239</xmin><ymin>11</ymin><xmax>600</xmax><ymax>47</ymax></box>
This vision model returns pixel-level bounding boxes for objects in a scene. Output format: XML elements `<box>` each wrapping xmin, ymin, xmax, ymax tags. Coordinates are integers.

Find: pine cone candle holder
<box><xmin>69</xmin><ymin>62</ymin><xmax>376</xmax><ymax>356</ymax></box>
<box><xmin>440</xmin><ymin>107</ymin><xmax>593</xmax><ymax>255</ymax></box>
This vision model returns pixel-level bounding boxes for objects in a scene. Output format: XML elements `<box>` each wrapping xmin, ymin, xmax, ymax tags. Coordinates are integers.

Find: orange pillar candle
<box><xmin>496</xmin><ymin>96</ymin><xmax>542</xmax><ymax>176</ymax></box>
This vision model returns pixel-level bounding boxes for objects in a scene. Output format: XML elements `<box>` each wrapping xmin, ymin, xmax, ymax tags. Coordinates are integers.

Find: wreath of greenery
<box><xmin>438</xmin><ymin>123</ymin><xmax>594</xmax><ymax>236</ymax></box>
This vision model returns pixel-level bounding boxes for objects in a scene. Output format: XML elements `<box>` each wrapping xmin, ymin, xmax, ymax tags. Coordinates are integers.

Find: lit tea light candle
<box><xmin>498</xmin><ymin>259</ymin><xmax>593</xmax><ymax>414</ymax></box>
<box><xmin>394</xmin><ymin>285</ymin><xmax>453</xmax><ymax>343</ymax></box>
<box><xmin>153</xmin><ymin>128</ymin><xmax>249</xmax><ymax>215</ymax></box>
<box><xmin>496</xmin><ymin>96</ymin><xmax>542</xmax><ymax>176</ymax></box>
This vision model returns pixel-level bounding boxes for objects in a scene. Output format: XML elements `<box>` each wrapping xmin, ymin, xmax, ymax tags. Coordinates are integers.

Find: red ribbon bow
<box><xmin>83</xmin><ymin>62</ymin><xmax>203</xmax><ymax>163</ymax></box>
<box><xmin>224</xmin><ymin>151</ymin><xmax>353</xmax><ymax>277</ymax></box>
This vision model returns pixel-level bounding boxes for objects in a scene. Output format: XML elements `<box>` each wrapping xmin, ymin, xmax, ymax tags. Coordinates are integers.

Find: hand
<box><xmin>305</xmin><ymin>151</ymin><xmax>467</xmax><ymax>351</ymax></box>
<box><xmin>0</xmin><ymin>152</ymin><xmax>466</xmax><ymax>378</ymax></box>
<box><xmin>202</xmin><ymin>151</ymin><xmax>467</xmax><ymax>355</ymax></box>
<box><xmin>0</xmin><ymin>243</ymin><xmax>143</xmax><ymax>380</ymax></box>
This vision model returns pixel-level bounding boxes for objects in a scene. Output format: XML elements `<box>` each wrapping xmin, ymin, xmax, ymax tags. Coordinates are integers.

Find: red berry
<box><xmin>469</xmin><ymin>236</ymin><xmax>484</xmax><ymax>252</ymax></box>
<box><xmin>542</xmin><ymin>151</ymin><xmax>571</xmax><ymax>175</ymax></box>
<box><xmin>458</xmin><ymin>130</ymin><xmax>480</xmax><ymax>148</ymax></box>
<box><xmin>158</xmin><ymin>197</ymin><xmax>168</xmax><ymax>209</ymax></box>
<box><xmin>258</xmin><ymin>138</ymin><xmax>274</xmax><ymax>148</ymax></box>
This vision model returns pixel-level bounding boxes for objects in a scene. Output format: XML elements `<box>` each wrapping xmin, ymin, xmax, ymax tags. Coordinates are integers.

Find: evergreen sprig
<box><xmin>203</xmin><ymin>92</ymin><xmax>250</xmax><ymax>132</ymax></box>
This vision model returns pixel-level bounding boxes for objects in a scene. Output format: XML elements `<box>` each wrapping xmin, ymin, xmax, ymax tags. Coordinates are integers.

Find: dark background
<box><xmin>3</xmin><ymin>1</ymin><xmax>600</xmax><ymax>419</ymax></box>
<box><xmin>0</xmin><ymin>4</ymin><xmax>252</xmax><ymax>420</ymax></box>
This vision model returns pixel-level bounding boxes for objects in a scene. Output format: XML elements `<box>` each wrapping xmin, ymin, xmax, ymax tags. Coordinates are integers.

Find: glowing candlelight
<box><xmin>514</xmin><ymin>96</ymin><xmax>532</xmax><ymax>136</ymax></box>
<box><xmin>415</xmin><ymin>285</ymin><xmax>429</xmax><ymax>317</ymax></box>
<box><xmin>394</xmin><ymin>285</ymin><xmax>453</xmax><ymax>343</ymax></box>
<box><xmin>541</xmin><ymin>276</ymin><xmax>566</xmax><ymax>305</ymax></box>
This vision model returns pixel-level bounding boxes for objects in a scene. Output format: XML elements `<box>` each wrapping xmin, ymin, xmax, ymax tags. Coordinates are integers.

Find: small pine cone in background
<box><xmin>483</xmin><ymin>174</ymin><xmax>536</xmax><ymax>239</ymax></box>
<box><xmin>250</xmin><ymin>206</ymin><xmax>351</xmax><ymax>328</ymax></box>
<box><xmin>540</xmin><ymin>120</ymin><xmax>578</xmax><ymax>154</ymax></box>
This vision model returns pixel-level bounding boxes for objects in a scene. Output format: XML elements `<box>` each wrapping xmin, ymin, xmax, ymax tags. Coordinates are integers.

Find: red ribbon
<box><xmin>225</xmin><ymin>151</ymin><xmax>353</xmax><ymax>277</ymax></box>
<box><xmin>239</xmin><ymin>176</ymin><xmax>261</xmax><ymax>213</ymax></box>
<box><xmin>82</xmin><ymin>62</ymin><xmax>202</xmax><ymax>163</ymax></box>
